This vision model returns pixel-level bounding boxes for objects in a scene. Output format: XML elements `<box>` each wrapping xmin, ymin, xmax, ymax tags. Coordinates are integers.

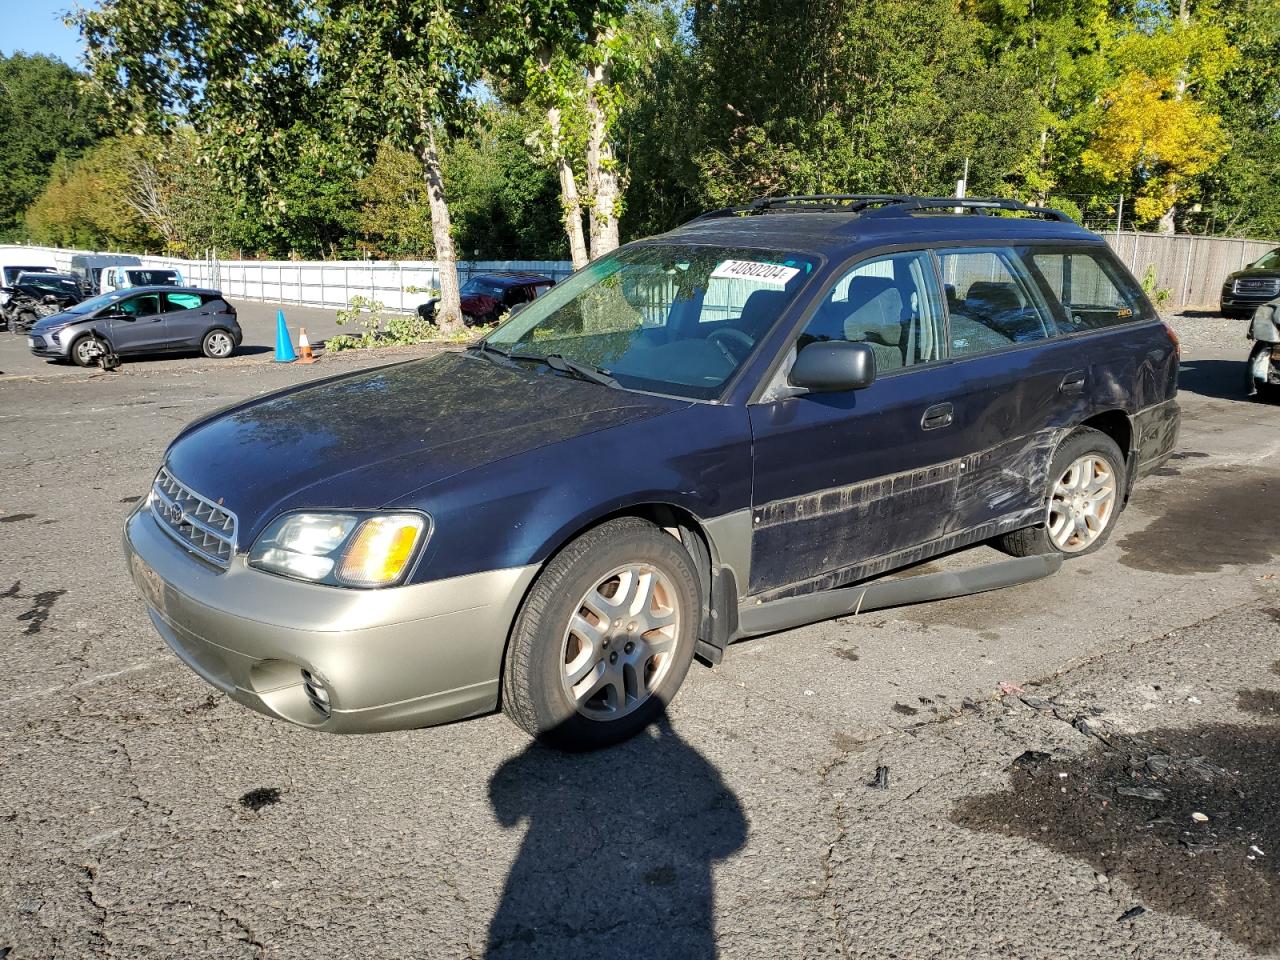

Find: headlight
<box><xmin>249</xmin><ymin>511</ymin><xmax>428</xmax><ymax>587</ymax></box>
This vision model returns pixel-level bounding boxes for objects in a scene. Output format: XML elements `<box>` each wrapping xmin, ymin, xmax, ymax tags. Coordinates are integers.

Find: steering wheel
<box><xmin>707</xmin><ymin>328</ymin><xmax>755</xmax><ymax>365</ymax></box>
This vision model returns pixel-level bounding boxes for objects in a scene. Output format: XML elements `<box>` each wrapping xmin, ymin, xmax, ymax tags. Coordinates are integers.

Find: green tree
<box><xmin>0</xmin><ymin>53</ymin><xmax>104</xmax><ymax>239</ymax></box>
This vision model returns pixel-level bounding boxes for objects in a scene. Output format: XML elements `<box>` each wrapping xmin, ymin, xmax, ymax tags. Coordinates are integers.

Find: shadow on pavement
<box><xmin>486</xmin><ymin>716</ymin><xmax>747</xmax><ymax>959</ymax></box>
<box><xmin>1176</xmin><ymin>359</ymin><xmax>1252</xmax><ymax>401</ymax></box>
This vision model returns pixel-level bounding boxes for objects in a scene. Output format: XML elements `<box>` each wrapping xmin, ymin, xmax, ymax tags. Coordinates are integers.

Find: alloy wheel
<box><xmin>1047</xmin><ymin>454</ymin><xmax>1117</xmax><ymax>552</ymax></box>
<box><xmin>206</xmin><ymin>331</ymin><xmax>233</xmax><ymax>357</ymax></box>
<box><xmin>560</xmin><ymin>563</ymin><xmax>681</xmax><ymax>720</ymax></box>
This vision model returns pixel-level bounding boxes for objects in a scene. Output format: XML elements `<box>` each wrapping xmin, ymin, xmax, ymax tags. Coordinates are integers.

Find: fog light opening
<box><xmin>301</xmin><ymin>669</ymin><xmax>332</xmax><ymax>718</ymax></box>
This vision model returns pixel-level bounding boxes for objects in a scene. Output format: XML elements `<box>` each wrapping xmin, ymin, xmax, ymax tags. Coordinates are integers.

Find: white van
<box><xmin>100</xmin><ymin>266</ymin><xmax>185</xmax><ymax>293</ymax></box>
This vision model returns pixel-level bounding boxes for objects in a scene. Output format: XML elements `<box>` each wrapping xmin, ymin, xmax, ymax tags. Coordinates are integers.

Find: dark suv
<box><xmin>124</xmin><ymin>195</ymin><xmax>1179</xmax><ymax>749</ymax></box>
<box><xmin>1221</xmin><ymin>248</ymin><xmax>1280</xmax><ymax>317</ymax></box>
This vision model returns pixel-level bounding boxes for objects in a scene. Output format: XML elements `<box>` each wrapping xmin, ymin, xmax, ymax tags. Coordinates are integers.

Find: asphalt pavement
<box><xmin>0</xmin><ymin>309</ymin><xmax>1277</xmax><ymax>959</ymax></box>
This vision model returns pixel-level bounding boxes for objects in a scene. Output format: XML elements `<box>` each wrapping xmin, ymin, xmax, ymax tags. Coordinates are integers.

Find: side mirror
<box><xmin>789</xmin><ymin>341</ymin><xmax>877</xmax><ymax>393</ymax></box>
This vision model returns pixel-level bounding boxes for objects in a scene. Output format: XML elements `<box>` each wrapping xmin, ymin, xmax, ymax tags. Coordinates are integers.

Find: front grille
<box><xmin>150</xmin><ymin>466</ymin><xmax>237</xmax><ymax>569</ymax></box>
<box><xmin>1233</xmin><ymin>278</ymin><xmax>1280</xmax><ymax>297</ymax></box>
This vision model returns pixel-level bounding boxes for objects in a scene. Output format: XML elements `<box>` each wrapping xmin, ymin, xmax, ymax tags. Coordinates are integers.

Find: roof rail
<box><xmin>859</xmin><ymin>196</ymin><xmax>1075</xmax><ymax>223</ymax></box>
<box><xmin>684</xmin><ymin>193</ymin><xmax>1075</xmax><ymax>224</ymax></box>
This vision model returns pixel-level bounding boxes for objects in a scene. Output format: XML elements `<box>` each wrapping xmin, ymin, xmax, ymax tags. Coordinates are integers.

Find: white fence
<box><xmin>6</xmin><ymin>228</ymin><xmax>1279</xmax><ymax>310</ymax></box>
<box><xmin>1104</xmin><ymin>231</ymin><xmax>1277</xmax><ymax>309</ymax></box>
<box><xmin>0</xmin><ymin>244</ymin><xmax>574</xmax><ymax>314</ymax></box>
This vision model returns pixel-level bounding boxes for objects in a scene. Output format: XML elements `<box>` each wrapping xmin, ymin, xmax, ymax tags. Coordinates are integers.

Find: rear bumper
<box><xmin>124</xmin><ymin>505</ymin><xmax>539</xmax><ymax>733</ymax></box>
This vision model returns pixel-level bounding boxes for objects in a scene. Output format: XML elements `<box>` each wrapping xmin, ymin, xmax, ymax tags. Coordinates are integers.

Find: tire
<box><xmin>70</xmin><ymin>335</ymin><xmax>98</xmax><ymax>367</ymax></box>
<box><xmin>502</xmin><ymin>517</ymin><xmax>701</xmax><ymax>750</ymax></box>
<box><xmin>202</xmin><ymin>328</ymin><xmax>235</xmax><ymax>359</ymax></box>
<box><xmin>994</xmin><ymin>426</ymin><xmax>1127</xmax><ymax>559</ymax></box>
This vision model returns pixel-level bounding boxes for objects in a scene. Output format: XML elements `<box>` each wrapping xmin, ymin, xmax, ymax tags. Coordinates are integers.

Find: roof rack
<box><xmin>688</xmin><ymin>194</ymin><xmax>1075</xmax><ymax>224</ymax></box>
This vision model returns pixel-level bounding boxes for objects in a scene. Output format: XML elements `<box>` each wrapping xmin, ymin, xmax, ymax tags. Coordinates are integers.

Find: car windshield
<box><xmin>1252</xmin><ymin>249</ymin><xmax>1280</xmax><ymax>270</ymax></box>
<box><xmin>65</xmin><ymin>289</ymin><xmax>130</xmax><ymax>315</ymax></box>
<box><xmin>23</xmin><ymin>277</ymin><xmax>80</xmax><ymax>295</ymax></box>
<box><xmin>485</xmin><ymin>244</ymin><xmax>818</xmax><ymax>400</ymax></box>
<box><xmin>4</xmin><ymin>266</ymin><xmax>54</xmax><ymax>285</ymax></box>
<box><xmin>462</xmin><ymin>278</ymin><xmax>507</xmax><ymax>298</ymax></box>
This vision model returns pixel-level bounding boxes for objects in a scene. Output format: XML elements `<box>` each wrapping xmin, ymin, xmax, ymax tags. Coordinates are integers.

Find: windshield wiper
<box><xmin>536</xmin><ymin>353</ymin><xmax>620</xmax><ymax>389</ymax></box>
<box><xmin>471</xmin><ymin>343</ymin><xmax>620</xmax><ymax>389</ymax></box>
<box><xmin>467</xmin><ymin>339</ymin><xmax>512</xmax><ymax>367</ymax></box>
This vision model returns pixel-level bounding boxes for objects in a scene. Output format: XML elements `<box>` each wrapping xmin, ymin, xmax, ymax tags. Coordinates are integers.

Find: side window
<box><xmin>797</xmin><ymin>251</ymin><xmax>945</xmax><ymax>375</ymax></box>
<box><xmin>1030</xmin><ymin>249</ymin><xmax>1142</xmax><ymax>333</ymax></box>
<box><xmin>938</xmin><ymin>248</ymin><xmax>1053</xmax><ymax>357</ymax></box>
<box><xmin>164</xmin><ymin>292</ymin><xmax>203</xmax><ymax>312</ymax></box>
<box><xmin>505</xmin><ymin>286</ymin><xmax>532</xmax><ymax>308</ymax></box>
<box><xmin>119</xmin><ymin>294</ymin><xmax>161</xmax><ymax>317</ymax></box>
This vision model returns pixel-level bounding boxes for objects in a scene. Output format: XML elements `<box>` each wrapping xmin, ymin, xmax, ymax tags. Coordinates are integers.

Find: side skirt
<box><xmin>734</xmin><ymin>553</ymin><xmax>1063</xmax><ymax>639</ymax></box>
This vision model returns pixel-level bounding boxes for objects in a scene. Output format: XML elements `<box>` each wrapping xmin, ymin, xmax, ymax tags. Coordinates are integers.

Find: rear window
<box><xmin>1029</xmin><ymin>249</ymin><xmax>1145</xmax><ymax>333</ymax></box>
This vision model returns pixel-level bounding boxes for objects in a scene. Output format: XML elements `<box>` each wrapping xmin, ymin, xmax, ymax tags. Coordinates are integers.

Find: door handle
<box><xmin>1060</xmin><ymin>370</ymin><xmax>1086</xmax><ymax>393</ymax></box>
<box><xmin>921</xmin><ymin>402</ymin><xmax>954</xmax><ymax>430</ymax></box>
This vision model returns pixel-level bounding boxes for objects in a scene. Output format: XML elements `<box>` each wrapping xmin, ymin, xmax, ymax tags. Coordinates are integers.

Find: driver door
<box><xmin>106</xmin><ymin>293</ymin><xmax>166</xmax><ymax>352</ymax></box>
<box><xmin>746</xmin><ymin>250</ymin><xmax>977</xmax><ymax>599</ymax></box>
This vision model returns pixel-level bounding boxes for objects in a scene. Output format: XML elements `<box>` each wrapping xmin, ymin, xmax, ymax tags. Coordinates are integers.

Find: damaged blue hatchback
<box><xmin>124</xmin><ymin>195</ymin><xmax>1179</xmax><ymax>749</ymax></box>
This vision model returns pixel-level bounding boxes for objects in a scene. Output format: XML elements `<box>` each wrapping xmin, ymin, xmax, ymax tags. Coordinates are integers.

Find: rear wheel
<box><xmin>502</xmin><ymin>517</ymin><xmax>700</xmax><ymax>750</ymax></box>
<box><xmin>995</xmin><ymin>427</ymin><xmax>1126</xmax><ymax>558</ymax></box>
<box><xmin>202</xmin><ymin>328</ymin><xmax>235</xmax><ymax>359</ymax></box>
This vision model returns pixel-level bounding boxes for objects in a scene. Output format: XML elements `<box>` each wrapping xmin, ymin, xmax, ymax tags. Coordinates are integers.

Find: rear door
<box><xmin>162</xmin><ymin>290</ymin><xmax>210</xmax><ymax>347</ymax></box>
<box><xmin>747</xmin><ymin>250</ymin><xmax>976</xmax><ymax>599</ymax></box>
<box><xmin>929</xmin><ymin>245</ymin><xmax>1081</xmax><ymax>531</ymax></box>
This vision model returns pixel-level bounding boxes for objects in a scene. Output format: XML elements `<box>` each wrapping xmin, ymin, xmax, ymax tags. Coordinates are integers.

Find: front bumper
<box><xmin>28</xmin><ymin>330</ymin><xmax>71</xmax><ymax>357</ymax></box>
<box><xmin>124</xmin><ymin>505</ymin><xmax>539</xmax><ymax>733</ymax></box>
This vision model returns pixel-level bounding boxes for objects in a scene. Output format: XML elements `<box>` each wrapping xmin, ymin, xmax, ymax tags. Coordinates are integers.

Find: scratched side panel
<box><xmin>749</xmin><ymin>428</ymin><xmax>1064</xmax><ymax>602</ymax></box>
<box><xmin>1133</xmin><ymin>398</ymin><xmax>1181</xmax><ymax>476</ymax></box>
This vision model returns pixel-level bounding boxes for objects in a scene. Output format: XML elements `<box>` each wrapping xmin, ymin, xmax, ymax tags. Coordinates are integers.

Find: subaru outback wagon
<box><xmin>125</xmin><ymin>195</ymin><xmax>1179</xmax><ymax>749</ymax></box>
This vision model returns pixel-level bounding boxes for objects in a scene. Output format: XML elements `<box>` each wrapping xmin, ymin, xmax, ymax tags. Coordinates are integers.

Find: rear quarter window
<box><xmin>1029</xmin><ymin>249</ymin><xmax>1146</xmax><ymax>333</ymax></box>
<box><xmin>165</xmin><ymin>292</ymin><xmax>204</xmax><ymax>311</ymax></box>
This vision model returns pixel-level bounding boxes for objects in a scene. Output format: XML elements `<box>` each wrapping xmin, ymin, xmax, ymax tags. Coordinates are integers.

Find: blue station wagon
<box><xmin>124</xmin><ymin>196</ymin><xmax>1180</xmax><ymax>749</ymax></box>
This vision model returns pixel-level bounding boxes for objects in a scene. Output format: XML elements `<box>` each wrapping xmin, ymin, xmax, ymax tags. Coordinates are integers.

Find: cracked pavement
<box><xmin>1</xmin><ymin>309</ymin><xmax>1278</xmax><ymax>958</ymax></box>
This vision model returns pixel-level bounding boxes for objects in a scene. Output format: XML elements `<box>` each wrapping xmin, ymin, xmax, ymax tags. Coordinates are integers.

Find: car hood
<box><xmin>30</xmin><ymin>310</ymin><xmax>85</xmax><ymax>332</ymax></box>
<box><xmin>164</xmin><ymin>351</ymin><xmax>688</xmax><ymax>543</ymax></box>
<box><xmin>1227</xmin><ymin>266</ymin><xmax>1280</xmax><ymax>281</ymax></box>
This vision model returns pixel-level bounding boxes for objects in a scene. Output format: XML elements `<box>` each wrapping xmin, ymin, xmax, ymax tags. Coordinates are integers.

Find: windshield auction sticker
<box><xmin>710</xmin><ymin>260</ymin><xmax>800</xmax><ymax>286</ymax></box>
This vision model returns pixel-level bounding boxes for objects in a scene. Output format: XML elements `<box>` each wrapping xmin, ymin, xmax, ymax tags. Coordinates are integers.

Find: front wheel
<box><xmin>502</xmin><ymin>517</ymin><xmax>701</xmax><ymax>750</ymax></box>
<box><xmin>70</xmin><ymin>335</ymin><xmax>99</xmax><ymax>367</ymax></box>
<box><xmin>994</xmin><ymin>427</ymin><xmax>1126</xmax><ymax>558</ymax></box>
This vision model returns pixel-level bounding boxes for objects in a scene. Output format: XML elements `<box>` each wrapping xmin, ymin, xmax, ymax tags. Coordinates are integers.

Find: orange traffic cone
<box><xmin>297</xmin><ymin>327</ymin><xmax>316</xmax><ymax>364</ymax></box>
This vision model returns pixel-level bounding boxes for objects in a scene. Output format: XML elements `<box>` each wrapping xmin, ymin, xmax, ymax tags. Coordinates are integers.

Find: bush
<box><xmin>324</xmin><ymin>295</ymin><xmax>494</xmax><ymax>352</ymax></box>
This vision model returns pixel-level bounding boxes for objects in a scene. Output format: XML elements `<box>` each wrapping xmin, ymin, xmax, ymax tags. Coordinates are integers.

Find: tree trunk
<box><xmin>421</xmin><ymin>123</ymin><xmax>462</xmax><ymax>333</ymax></box>
<box><xmin>548</xmin><ymin>105</ymin><xmax>589</xmax><ymax>270</ymax></box>
<box><xmin>1157</xmin><ymin>203</ymin><xmax>1177</xmax><ymax>234</ymax></box>
<box><xmin>584</xmin><ymin>38</ymin><xmax>620</xmax><ymax>260</ymax></box>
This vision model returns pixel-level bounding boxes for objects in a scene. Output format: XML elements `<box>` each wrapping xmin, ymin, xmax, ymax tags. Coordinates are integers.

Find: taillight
<box><xmin>1162</xmin><ymin>320</ymin><xmax>1180</xmax><ymax>356</ymax></box>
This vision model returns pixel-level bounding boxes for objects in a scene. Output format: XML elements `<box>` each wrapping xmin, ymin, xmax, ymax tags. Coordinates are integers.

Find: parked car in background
<box><xmin>0</xmin><ymin>258</ymin><xmax>59</xmax><ymax>310</ymax></box>
<box><xmin>27</xmin><ymin>286</ymin><xmax>241</xmax><ymax>366</ymax></box>
<box><xmin>2</xmin><ymin>272</ymin><xmax>85</xmax><ymax>332</ymax></box>
<box><xmin>1221</xmin><ymin>248</ymin><xmax>1280</xmax><ymax>317</ymax></box>
<box><xmin>100</xmin><ymin>265</ymin><xmax>185</xmax><ymax>293</ymax></box>
<box><xmin>417</xmin><ymin>272</ymin><xmax>555</xmax><ymax>325</ymax></box>
<box><xmin>124</xmin><ymin>195</ymin><xmax>1179</xmax><ymax>750</ymax></box>
<box><xmin>69</xmin><ymin>254</ymin><xmax>142</xmax><ymax>296</ymax></box>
